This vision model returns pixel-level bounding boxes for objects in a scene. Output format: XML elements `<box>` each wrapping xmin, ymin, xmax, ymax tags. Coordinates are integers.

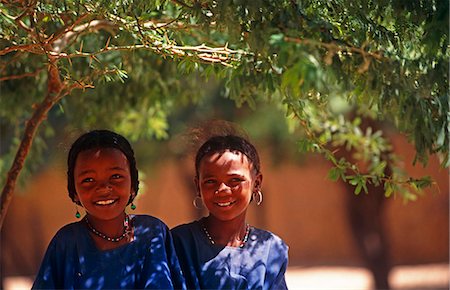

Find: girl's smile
<box><xmin>95</xmin><ymin>199</ymin><xmax>117</xmax><ymax>206</ymax></box>
<box><xmin>216</xmin><ymin>200</ymin><xmax>236</xmax><ymax>207</ymax></box>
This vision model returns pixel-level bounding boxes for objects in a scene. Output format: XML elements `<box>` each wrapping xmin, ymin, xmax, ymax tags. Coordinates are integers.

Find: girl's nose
<box><xmin>215</xmin><ymin>182</ymin><xmax>231</xmax><ymax>195</ymax></box>
<box><xmin>96</xmin><ymin>182</ymin><xmax>112</xmax><ymax>194</ymax></box>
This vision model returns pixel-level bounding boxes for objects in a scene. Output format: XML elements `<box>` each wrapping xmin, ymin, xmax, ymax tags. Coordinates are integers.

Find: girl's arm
<box><xmin>266</xmin><ymin>238</ymin><xmax>289</xmax><ymax>290</ymax></box>
<box><xmin>32</xmin><ymin>237</ymin><xmax>59</xmax><ymax>289</ymax></box>
<box><xmin>164</xmin><ymin>227</ymin><xmax>187</xmax><ymax>290</ymax></box>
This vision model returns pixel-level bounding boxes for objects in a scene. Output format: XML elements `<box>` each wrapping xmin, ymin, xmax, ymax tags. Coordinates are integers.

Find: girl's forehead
<box><xmin>76</xmin><ymin>147</ymin><xmax>128</xmax><ymax>164</ymax></box>
<box><xmin>200</xmin><ymin>150</ymin><xmax>252</xmax><ymax>169</ymax></box>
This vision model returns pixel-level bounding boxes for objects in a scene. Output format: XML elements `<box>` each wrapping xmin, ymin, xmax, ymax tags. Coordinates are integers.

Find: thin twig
<box><xmin>0</xmin><ymin>68</ymin><xmax>44</xmax><ymax>81</ymax></box>
<box><xmin>284</xmin><ymin>37</ymin><xmax>385</xmax><ymax>61</ymax></box>
<box><xmin>45</xmin><ymin>13</ymin><xmax>92</xmax><ymax>46</ymax></box>
<box><xmin>0</xmin><ymin>43</ymin><xmax>43</xmax><ymax>56</ymax></box>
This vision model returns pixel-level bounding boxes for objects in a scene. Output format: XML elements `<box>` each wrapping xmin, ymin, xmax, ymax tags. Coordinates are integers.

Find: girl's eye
<box><xmin>204</xmin><ymin>179</ymin><xmax>216</xmax><ymax>184</ymax></box>
<box><xmin>229</xmin><ymin>177</ymin><xmax>245</xmax><ymax>185</ymax></box>
<box><xmin>111</xmin><ymin>174</ymin><xmax>123</xmax><ymax>179</ymax></box>
<box><xmin>81</xmin><ymin>177</ymin><xmax>94</xmax><ymax>183</ymax></box>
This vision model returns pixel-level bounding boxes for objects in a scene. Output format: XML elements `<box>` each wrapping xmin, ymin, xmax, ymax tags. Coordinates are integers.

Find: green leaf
<box><xmin>328</xmin><ymin>167</ymin><xmax>340</xmax><ymax>181</ymax></box>
<box><xmin>354</xmin><ymin>183</ymin><xmax>362</xmax><ymax>195</ymax></box>
<box><xmin>384</xmin><ymin>182</ymin><xmax>394</xmax><ymax>198</ymax></box>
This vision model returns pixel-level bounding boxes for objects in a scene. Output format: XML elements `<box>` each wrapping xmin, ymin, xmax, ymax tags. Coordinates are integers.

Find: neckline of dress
<box><xmin>197</xmin><ymin>219</ymin><xmax>251</xmax><ymax>249</ymax></box>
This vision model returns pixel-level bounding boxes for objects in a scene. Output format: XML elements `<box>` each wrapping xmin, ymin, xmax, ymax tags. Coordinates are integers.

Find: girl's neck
<box><xmin>85</xmin><ymin>212</ymin><xmax>132</xmax><ymax>250</ymax></box>
<box><xmin>87</xmin><ymin>212</ymin><xmax>127</xmax><ymax>235</ymax></box>
<box><xmin>203</xmin><ymin>214</ymin><xmax>248</xmax><ymax>247</ymax></box>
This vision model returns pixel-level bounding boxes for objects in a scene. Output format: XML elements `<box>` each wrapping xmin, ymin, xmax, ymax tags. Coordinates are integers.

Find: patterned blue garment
<box><xmin>32</xmin><ymin>215</ymin><xmax>186</xmax><ymax>289</ymax></box>
<box><xmin>171</xmin><ymin>220</ymin><xmax>289</xmax><ymax>290</ymax></box>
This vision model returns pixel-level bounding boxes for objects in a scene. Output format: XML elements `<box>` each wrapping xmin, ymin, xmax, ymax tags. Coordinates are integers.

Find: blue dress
<box><xmin>32</xmin><ymin>215</ymin><xmax>186</xmax><ymax>289</ymax></box>
<box><xmin>171</xmin><ymin>220</ymin><xmax>289</xmax><ymax>290</ymax></box>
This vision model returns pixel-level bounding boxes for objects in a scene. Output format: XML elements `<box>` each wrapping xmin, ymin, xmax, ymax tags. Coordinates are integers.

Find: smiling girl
<box><xmin>171</xmin><ymin>122</ymin><xmax>289</xmax><ymax>290</ymax></box>
<box><xmin>32</xmin><ymin>130</ymin><xmax>185</xmax><ymax>289</ymax></box>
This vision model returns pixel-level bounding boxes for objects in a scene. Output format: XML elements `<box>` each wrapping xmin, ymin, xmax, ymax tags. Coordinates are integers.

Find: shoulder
<box><xmin>131</xmin><ymin>214</ymin><xmax>172</xmax><ymax>239</ymax></box>
<box><xmin>249</xmin><ymin>227</ymin><xmax>289</xmax><ymax>268</ymax></box>
<box><xmin>132</xmin><ymin>214</ymin><xmax>167</xmax><ymax>228</ymax></box>
<box><xmin>250</xmin><ymin>227</ymin><xmax>288</xmax><ymax>252</ymax></box>
<box><xmin>170</xmin><ymin>221</ymin><xmax>203</xmax><ymax>256</ymax></box>
<box><xmin>52</xmin><ymin>221</ymin><xmax>85</xmax><ymax>241</ymax></box>
<box><xmin>43</xmin><ymin>221</ymin><xmax>85</xmax><ymax>253</ymax></box>
<box><xmin>130</xmin><ymin>214</ymin><xmax>169</xmax><ymax>232</ymax></box>
<box><xmin>171</xmin><ymin>220</ymin><xmax>199</xmax><ymax>237</ymax></box>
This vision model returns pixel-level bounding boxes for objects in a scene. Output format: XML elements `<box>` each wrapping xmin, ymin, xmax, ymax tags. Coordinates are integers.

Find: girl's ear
<box><xmin>193</xmin><ymin>176</ymin><xmax>200</xmax><ymax>196</ymax></box>
<box><xmin>254</xmin><ymin>173</ymin><xmax>263</xmax><ymax>191</ymax></box>
<box><xmin>74</xmin><ymin>194</ymin><xmax>81</xmax><ymax>206</ymax></box>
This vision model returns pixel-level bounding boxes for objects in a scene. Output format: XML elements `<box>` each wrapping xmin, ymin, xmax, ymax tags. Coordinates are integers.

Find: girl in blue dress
<box><xmin>33</xmin><ymin>130</ymin><xmax>185</xmax><ymax>289</ymax></box>
<box><xmin>171</xmin><ymin>123</ymin><xmax>289</xmax><ymax>289</ymax></box>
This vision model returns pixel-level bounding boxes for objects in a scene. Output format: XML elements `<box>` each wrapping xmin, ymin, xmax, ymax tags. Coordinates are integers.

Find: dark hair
<box><xmin>67</xmin><ymin>130</ymin><xmax>139</xmax><ymax>204</ymax></box>
<box><xmin>195</xmin><ymin>135</ymin><xmax>261</xmax><ymax>177</ymax></box>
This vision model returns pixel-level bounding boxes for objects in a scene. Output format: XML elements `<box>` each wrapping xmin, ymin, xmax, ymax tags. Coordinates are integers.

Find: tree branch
<box><xmin>0</xmin><ymin>68</ymin><xmax>44</xmax><ymax>81</ymax></box>
<box><xmin>284</xmin><ymin>36</ymin><xmax>386</xmax><ymax>62</ymax></box>
<box><xmin>0</xmin><ymin>43</ymin><xmax>44</xmax><ymax>56</ymax></box>
<box><xmin>52</xmin><ymin>43</ymin><xmax>247</xmax><ymax>67</ymax></box>
<box><xmin>107</xmin><ymin>12</ymin><xmax>199</xmax><ymax>31</ymax></box>
<box><xmin>51</xmin><ymin>17</ymin><xmax>114</xmax><ymax>53</ymax></box>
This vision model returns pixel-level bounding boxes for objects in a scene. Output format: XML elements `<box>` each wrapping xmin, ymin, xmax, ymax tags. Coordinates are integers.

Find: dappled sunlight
<box><xmin>172</xmin><ymin>220</ymin><xmax>288</xmax><ymax>289</ymax></box>
<box><xmin>287</xmin><ymin>266</ymin><xmax>372</xmax><ymax>290</ymax></box>
<box><xmin>30</xmin><ymin>215</ymin><xmax>184</xmax><ymax>289</ymax></box>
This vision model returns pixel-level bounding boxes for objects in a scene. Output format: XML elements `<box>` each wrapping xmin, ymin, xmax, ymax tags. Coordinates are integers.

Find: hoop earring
<box><xmin>253</xmin><ymin>191</ymin><xmax>263</xmax><ymax>206</ymax></box>
<box><xmin>193</xmin><ymin>196</ymin><xmax>204</xmax><ymax>209</ymax></box>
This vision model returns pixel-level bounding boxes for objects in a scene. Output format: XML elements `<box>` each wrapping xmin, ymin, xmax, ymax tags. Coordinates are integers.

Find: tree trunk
<box><xmin>0</xmin><ymin>61</ymin><xmax>63</xmax><ymax>230</ymax></box>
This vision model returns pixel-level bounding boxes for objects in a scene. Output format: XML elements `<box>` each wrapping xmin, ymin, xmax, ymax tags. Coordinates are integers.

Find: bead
<box><xmin>84</xmin><ymin>215</ymin><xmax>130</xmax><ymax>242</ymax></box>
<box><xmin>202</xmin><ymin>221</ymin><xmax>250</xmax><ymax>248</ymax></box>
<box><xmin>202</xmin><ymin>226</ymin><xmax>215</xmax><ymax>245</ymax></box>
<box><xmin>130</xmin><ymin>203</ymin><xmax>136</xmax><ymax>210</ymax></box>
<box><xmin>75</xmin><ymin>211</ymin><xmax>81</xmax><ymax>219</ymax></box>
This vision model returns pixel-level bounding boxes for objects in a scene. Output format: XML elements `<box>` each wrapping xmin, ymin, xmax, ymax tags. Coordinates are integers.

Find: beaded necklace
<box><xmin>84</xmin><ymin>215</ymin><xmax>131</xmax><ymax>242</ymax></box>
<box><xmin>202</xmin><ymin>222</ymin><xmax>250</xmax><ymax>248</ymax></box>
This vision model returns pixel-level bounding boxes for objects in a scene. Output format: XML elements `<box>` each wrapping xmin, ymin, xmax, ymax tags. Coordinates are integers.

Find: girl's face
<box><xmin>196</xmin><ymin>150</ymin><xmax>261</xmax><ymax>222</ymax></box>
<box><xmin>73</xmin><ymin>147</ymin><xmax>132</xmax><ymax>222</ymax></box>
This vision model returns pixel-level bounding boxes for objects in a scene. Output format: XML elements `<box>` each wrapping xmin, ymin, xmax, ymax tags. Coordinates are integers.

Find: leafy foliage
<box><xmin>0</xmin><ymin>0</ymin><xmax>448</xmax><ymax>208</ymax></box>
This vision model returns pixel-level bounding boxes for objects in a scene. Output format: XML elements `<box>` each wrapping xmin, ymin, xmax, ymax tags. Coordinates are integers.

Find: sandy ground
<box><xmin>285</xmin><ymin>264</ymin><xmax>449</xmax><ymax>290</ymax></box>
<box><xmin>4</xmin><ymin>263</ymin><xmax>449</xmax><ymax>290</ymax></box>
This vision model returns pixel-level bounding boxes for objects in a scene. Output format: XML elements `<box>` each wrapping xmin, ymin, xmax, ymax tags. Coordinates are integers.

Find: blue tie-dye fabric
<box><xmin>32</xmin><ymin>215</ymin><xmax>186</xmax><ymax>289</ymax></box>
<box><xmin>171</xmin><ymin>221</ymin><xmax>288</xmax><ymax>290</ymax></box>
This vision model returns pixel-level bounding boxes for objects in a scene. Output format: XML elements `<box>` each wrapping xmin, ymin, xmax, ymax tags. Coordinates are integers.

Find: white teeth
<box><xmin>96</xmin><ymin>199</ymin><xmax>115</xmax><ymax>205</ymax></box>
<box><xmin>217</xmin><ymin>201</ymin><xmax>233</xmax><ymax>207</ymax></box>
